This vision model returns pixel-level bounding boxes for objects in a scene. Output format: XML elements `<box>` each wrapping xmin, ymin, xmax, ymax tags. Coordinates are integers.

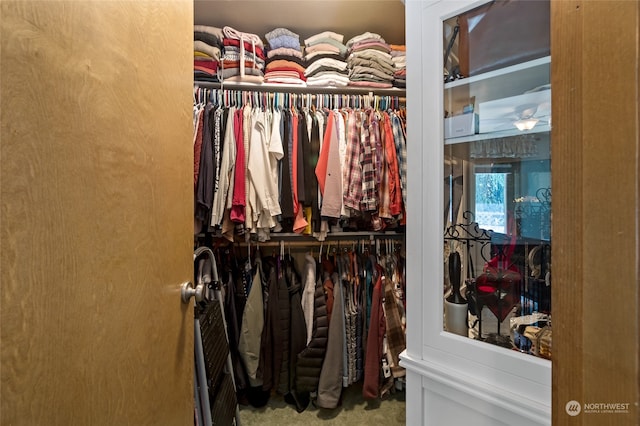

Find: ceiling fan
<box><xmin>478</xmin><ymin>86</ymin><xmax>551</xmax><ymax>133</ymax></box>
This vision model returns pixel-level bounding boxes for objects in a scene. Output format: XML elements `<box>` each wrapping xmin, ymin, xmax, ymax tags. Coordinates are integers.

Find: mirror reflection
<box><xmin>442</xmin><ymin>1</ymin><xmax>552</xmax><ymax>359</ymax></box>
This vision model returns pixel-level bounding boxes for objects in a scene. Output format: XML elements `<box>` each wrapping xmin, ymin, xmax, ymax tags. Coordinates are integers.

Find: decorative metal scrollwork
<box><xmin>444</xmin><ymin>211</ymin><xmax>494</xmax><ymax>266</ymax></box>
<box><xmin>444</xmin><ymin>211</ymin><xmax>493</xmax><ymax>242</ymax></box>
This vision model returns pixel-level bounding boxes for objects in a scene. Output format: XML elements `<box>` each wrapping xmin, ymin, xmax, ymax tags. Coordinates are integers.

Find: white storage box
<box><xmin>444</xmin><ymin>113</ymin><xmax>478</xmax><ymax>139</ymax></box>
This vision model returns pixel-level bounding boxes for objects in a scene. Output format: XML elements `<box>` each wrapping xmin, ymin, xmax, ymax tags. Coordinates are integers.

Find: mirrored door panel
<box><xmin>442</xmin><ymin>0</ymin><xmax>551</xmax><ymax>359</ymax></box>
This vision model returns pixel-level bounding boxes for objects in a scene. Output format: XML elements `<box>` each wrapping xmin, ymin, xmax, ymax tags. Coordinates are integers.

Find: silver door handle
<box><xmin>180</xmin><ymin>281</ymin><xmax>205</xmax><ymax>303</ymax></box>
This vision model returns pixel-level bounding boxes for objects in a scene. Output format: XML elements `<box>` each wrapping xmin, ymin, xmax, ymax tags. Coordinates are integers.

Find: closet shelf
<box><xmin>194</xmin><ymin>80</ymin><xmax>406</xmax><ymax>97</ymax></box>
<box><xmin>444</xmin><ymin>125</ymin><xmax>551</xmax><ymax>145</ymax></box>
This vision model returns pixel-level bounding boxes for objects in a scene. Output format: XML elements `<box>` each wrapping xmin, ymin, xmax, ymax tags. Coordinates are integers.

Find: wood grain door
<box><xmin>1</xmin><ymin>2</ymin><xmax>194</xmax><ymax>424</ymax></box>
<box><xmin>552</xmin><ymin>0</ymin><xmax>639</xmax><ymax>424</ymax></box>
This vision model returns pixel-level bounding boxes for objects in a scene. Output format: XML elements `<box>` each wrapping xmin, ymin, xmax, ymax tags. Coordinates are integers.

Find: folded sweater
<box><xmin>304</xmin><ymin>31</ymin><xmax>344</xmax><ymax>46</ymax></box>
<box><xmin>194</xmin><ymin>25</ymin><xmax>224</xmax><ymax>41</ymax></box>
<box><xmin>346</xmin><ymin>32</ymin><xmax>384</xmax><ymax>48</ymax></box>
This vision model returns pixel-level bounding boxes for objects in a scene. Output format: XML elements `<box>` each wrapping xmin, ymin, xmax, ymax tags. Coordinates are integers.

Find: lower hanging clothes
<box><xmin>208</xmin><ymin>243</ymin><xmax>406</xmax><ymax>409</ymax></box>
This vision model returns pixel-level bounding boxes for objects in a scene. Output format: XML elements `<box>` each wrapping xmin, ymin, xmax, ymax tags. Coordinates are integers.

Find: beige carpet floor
<box><xmin>238</xmin><ymin>382</ymin><xmax>406</xmax><ymax>425</ymax></box>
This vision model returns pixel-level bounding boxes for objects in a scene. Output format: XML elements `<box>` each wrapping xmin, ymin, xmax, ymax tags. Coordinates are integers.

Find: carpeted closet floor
<box><xmin>238</xmin><ymin>382</ymin><xmax>406</xmax><ymax>425</ymax></box>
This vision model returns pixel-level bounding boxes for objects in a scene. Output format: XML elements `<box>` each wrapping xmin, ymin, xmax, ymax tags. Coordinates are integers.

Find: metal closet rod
<box><xmin>194</xmin><ymin>84</ymin><xmax>406</xmax><ymax>110</ymax></box>
<box><xmin>194</xmin><ymin>80</ymin><xmax>406</xmax><ymax>97</ymax></box>
<box><xmin>238</xmin><ymin>235</ymin><xmax>405</xmax><ymax>248</ymax></box>
<box><xmin>241</xmin><ymin>240</ymin><xmax>396</xmax><ymax>248</ymax></box>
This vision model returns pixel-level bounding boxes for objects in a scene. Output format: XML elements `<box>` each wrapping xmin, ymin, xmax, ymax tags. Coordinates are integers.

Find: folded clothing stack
<box><xmin>346</xmin><ymin>32</ymin><xmax>395</xmax><ymax>89</ymax></box>
<box><xmin>390</xmin><ymin>44</ymin><xmax>406</xmax><ymax>88</ymax></box>
<box><xmin>303</xmin><ymin>31</ymin><xmax>349</xmax><ymax>87</ymax></box>
<box><xmin>220</xmin><ymin>26</ymin><xmax>265</xmax><ymax>84</ymax></box>
<box><xmin>264</xmin><ymin>28</ymin><xmax>306</xmax><ymax>85</ymax></box>
<box><xmin>194</xmin><ymin>25</ymin><xmax>224</xmax><ymax>82</ymax></box>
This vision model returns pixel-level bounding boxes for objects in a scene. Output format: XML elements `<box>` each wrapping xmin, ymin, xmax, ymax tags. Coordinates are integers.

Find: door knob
<box><xmin>180</xmin><ymin>281</ymin><xmax>205</xmax><ymax>303</ymax></box>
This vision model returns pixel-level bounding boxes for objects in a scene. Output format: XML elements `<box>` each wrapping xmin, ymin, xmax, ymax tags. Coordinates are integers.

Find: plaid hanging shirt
<box><xmin>382</xmin><ymin>112</ymin><xmax>402</xmax><ymax>217</ymax></box>
<box><xmin>343</xmin><ymin>110</ymin><xmax>364</xmax><ymax>211</ymax></box>
<box><xmin>360</xmin><ymin>110</ymin><xmax>380</xmax><ymax>212</ymax></box>
<box><xmin>383</xmin><ymin>270</ymin><xmax>406</xmax><ymax>378</ymax></box>
<box><xmin>391</xmin><ymin>112</ymin><xmax>407</xmax><ymax>208</ymax></box>
<box><xmin>378</xmin><ymin>141</ymin><xmax>391</xmax><ymax>219</ymax></box>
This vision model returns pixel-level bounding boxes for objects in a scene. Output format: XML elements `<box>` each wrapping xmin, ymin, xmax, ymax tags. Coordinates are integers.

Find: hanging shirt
<box><xmin>230</xmin><ymin>107</ymin><xmax>246</xmax><ymax>223</ymax></box>
<box><xmin>337</xmin><ymin>110</ymin><xmax>348</xmax><ymax>217</ymax></box>
<box><xmin>213</xmin><ymin>108</ymin><xmax>223</xmax><ymax>203</ymax></box>
<box><xmin>280</xmin><ymin>110</ymin><xmax>295</xmax><ymax>221</ymax></box>
<box><xmin>195</xmin><ymin>102</ymin><xmax>216</xmax><ymax>225</ymax></box>
<box><xmin>372</xmin><ymin>111</ymin><xmax>384</xmax><ymax>189</ymax></box>
<box><xmin>296</xmin><ymin>111</ymin><xmax>307</xmax><ymax>206</ymax></box>
<box><xmin>318</xmin><ymin>111</ymin><xmax>343</xmax><ymax>218</ymax></box>
<box><xmin>382</xmin><ymin>112</ymin><xmax>402</xmax><ymax>216</ymax></box>
<box><xmin>247</xmin><ymin>107</ymin><xmax>281</xmax><ymax>233</ymax></box>
<box><xmin>268</xmin><ymin>108</ymin><xmax>284</xmax><ymax>215</ymax></box>
<box><xmin>360</xmin><ymin>110</ymin><xmax>379</xmax><ymax>212</ymax></box>
<box><xmin>303</xmin><ymin>110</ymin><xmax>321</xmax><ymax>233</ymax></box>
<box><xmin>245</xmin><ymin>108</ymin><xmax>260</xmax><ymax>232</ymax></box>
<box><xmin>378</xmin><ymin>114</ymin><xmax>392</xmax><ymax>219</ymax></box>
<box><xmin>314</xmin><ymin>110</ymin><xmax>326</xmax><ymax>208</ymax></box>
<box><xmin>238</xmin><ymin>258</ymin><xmax>265</xmax><ymax>388</ymax></box>
<box><xmin>291</xmin><ymin>110</ymin><xmax>300</xmax><ymax>214</ymax></box>
<box><xmin>301</xmin><ymin>253</ymin><xmax>317</xmax><ymax>345</ymax></box>
<box><xmin>315</xmin><ymin>111</ymin><xmax>332</xmax><ymax>195</ymax></box>
<box><xmin>292</xmin><ymin>110</ymin><xmax>309</xmax><ymax>233</ymax></box>
<box><xmin>343</xmin><ymin>110</ymin><xmax>364</xmax><ymax>212</ymax></box>
<box><xmin>210</xmin><ymin>106</ymin><xmax>236</xmax><ymax>227</ymax></box>
<box><xmin>242</xmin><ymin>104</ymin><xmax>253</xmax><ymax>228</ymax></box>
<box><xmin>391</xmin><ymin>112</ymin><xmax>407</xmax><ymax>209</ymax></box>
<box><xmin>383</xmin><ymin>257</ymin><xmax>406</xmax><ymax>378</ymax></box>
<box><xmin>193</xmin><ymin>106</ymin><xmax>205</xmax><ymax>188</ymax></box>
<box><xmin>363</xmin><ymin>272</ymin><xmax>386</xmax><ymax>400</ymax></box>
<box><xmin>316</xmin><ymin>272</ymin><xmax>344</xmax><ymax>409</ymax></box>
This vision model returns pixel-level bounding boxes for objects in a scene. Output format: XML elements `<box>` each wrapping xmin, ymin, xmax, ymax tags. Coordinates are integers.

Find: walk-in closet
<box><xmin>4</xmin><ymin>2</ymin><xmax>638</xmax><ymax>426</ymax></box>
<box><xmin>191</xmin><ymin>1</ymin><xmax>408</xmax><ymax>425</ymax></box>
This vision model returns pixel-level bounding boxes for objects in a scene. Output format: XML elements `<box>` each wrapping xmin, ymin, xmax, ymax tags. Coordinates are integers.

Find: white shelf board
<box><xmin>444</xmin><ymin>124</ymin><xmax>551</xmax><ymax>145</ymax></box>
<box><xmin>444</xmin><ymin>56</ymin><xmax>551</xmax><ymax>113</ymax></box>
<box><xmin>444</xmin><ymin>56</ymin><xmax>551</xmax><ymax>90</ymax></box>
